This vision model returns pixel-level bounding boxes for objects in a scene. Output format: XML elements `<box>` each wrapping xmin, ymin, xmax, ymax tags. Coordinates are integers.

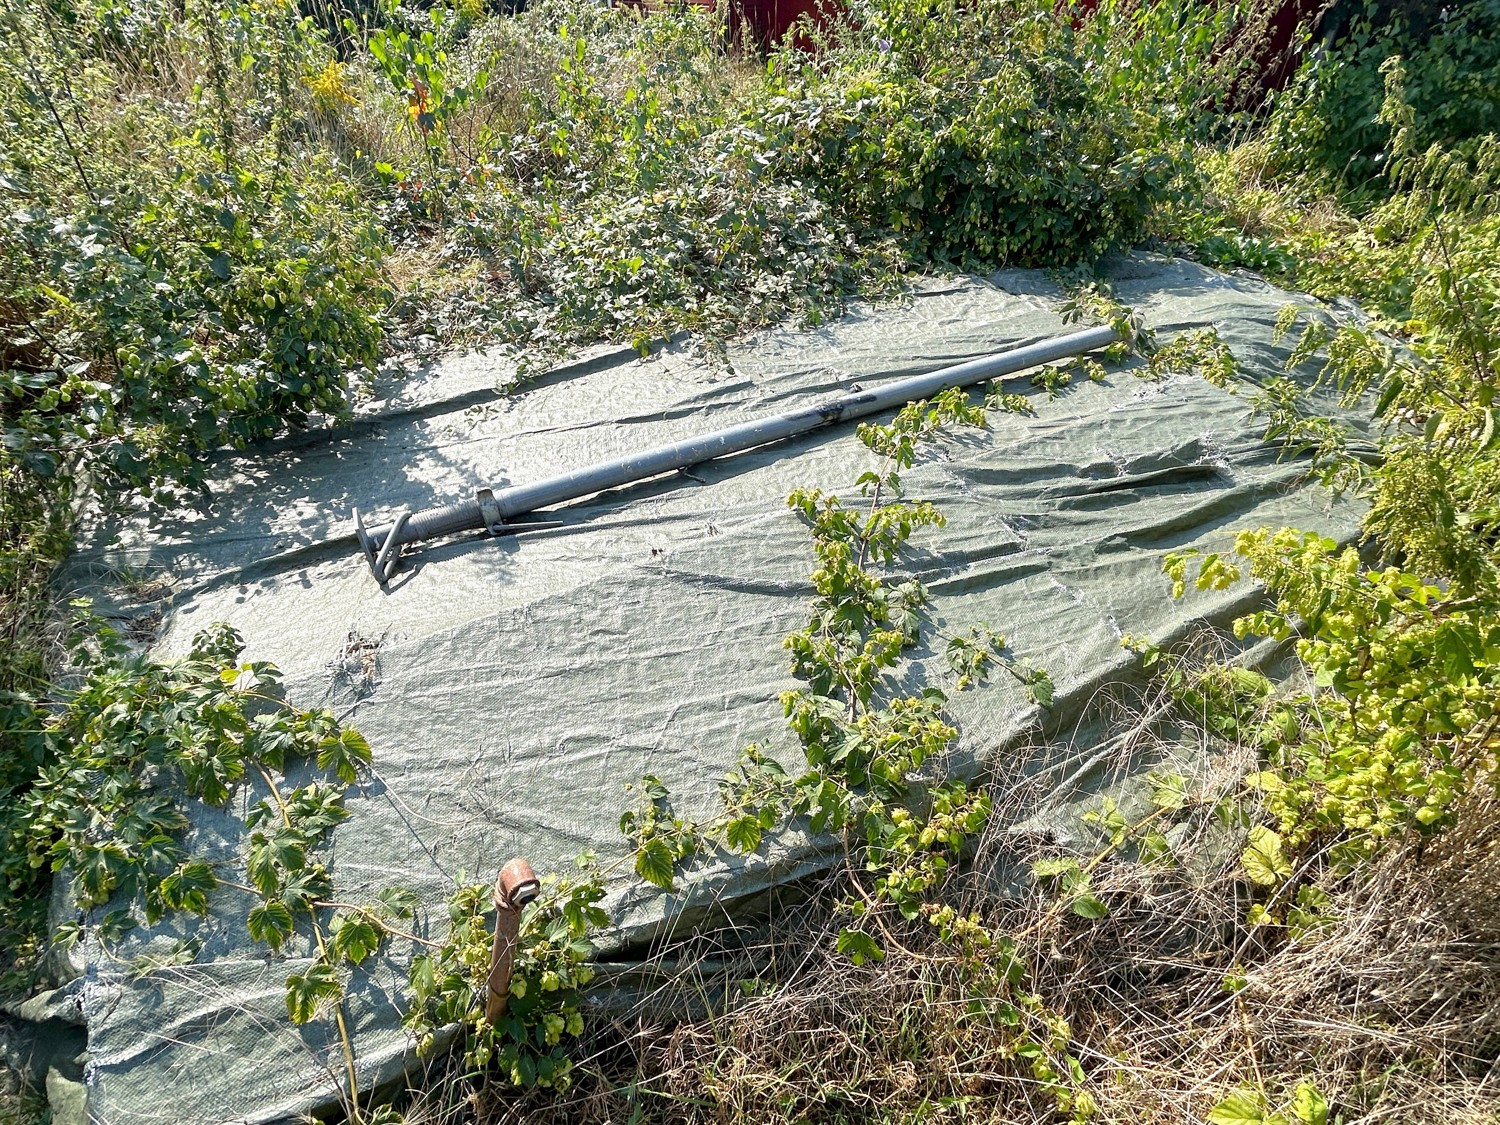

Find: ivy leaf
<box><xmin>1139</xmin><ymin>830</ymin><xmax>1174</xmax><ymax>865</ymax></box>
<box><xmin>642</xmin><ymin>775</ymin><xmax>669</xmax><ymax>801</ymax></box>
<box><xmin>51</xmin><ymin>920</ymin><xmax>81</xmax><ymax>952</ymax></box>
<box><xmin>286</xmin><ymin>782</ymin><xmax>348</xmax><ymax>833</ymax></box>
<box><xmin>279</xmin><ymin>865</ymin><xmax>331</xmax><ymax>914</ymax></box>
<box><xmin>836</xmin><ymin>927</ymin><xmax>885</xmax><ymax>966</ymax></box>
<box><xmin>1242</xmin><ymin>825</ymin><xmax>1292</xmax><ymax>886</ymax></box>
<box><xmin>1435</xmin><ymin>621</ymin><xmax>1482</xmax><ymax>680</ymax></box>
<box><xmin>247</xmin><ymin>900</ymin><xmax>294</xmax><ymax>949</ymax></box>
<box><xmin>1024</xmin><ymin>666</ymin><xmax>1055</xmax><ymax>707</ymax></box>
<box><xmin>634</xmin><ymin>836</ymin><xmax>676</xmax><ymax>890</ymax></box>
<box><xmin>138</xmin><ymin>833</ymin><xmax>184</xmax><ymax>875</ymax></box>
<box><xmin>245</xmin><ymin>798</ymin><xmax>277</xmax><ymax>831</ymax></box>
<box><xmin>254</xmin><ymin>721</ymin><xmax>296</xmax><ymax>771</ymax></box>
<box><xmin>1245</xmin><ymin>770</ymin><xmax>1285</xmax><ymax>795</ymax></box>
<box><xmin>285</xmin><ymin>962</ymin><xmax>342</xmax><ymax>1024</ymax></box>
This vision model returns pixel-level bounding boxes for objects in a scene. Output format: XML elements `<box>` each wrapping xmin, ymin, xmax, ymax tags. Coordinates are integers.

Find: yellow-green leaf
<box><xmin>1291</xmin><ymin>1082</ymin><xmax>1328</xmax><ymax>1125</ymax></box>
<box><xmin>1242</xmin><ymin>825</ymin><xmax>1292</xmax><ymax>886</ymax></box>
<box><xmin>1208</xmin><ymin>1089</ymin><xmax>1276</xmax><ymax>1125</ymax></box>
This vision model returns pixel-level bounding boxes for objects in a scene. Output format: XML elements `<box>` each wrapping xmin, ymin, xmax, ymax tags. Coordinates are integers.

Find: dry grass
<box><xmin>1040</xmin><ymin>812</ymin><xmax>1500</xmax><ymax>1122</ymax></box>
<box><xmin>1199</xmin><ymin>140</ymin><xmax>1360</xmax><ymax>246</ymax></box>
<box><xmin>409</xmin><ymin>745</ymin><xmax>1500</xmax><ymax>1125</ymax></box>
<box><xmin>0</xmin><ymin>466</ymin><xmax>71</xmax><ymax>695</ymax></box>
<box><xmin>0</xmin><ymin>1063</ymin><xmax>47</xmax><ymax>1125</ymax></box>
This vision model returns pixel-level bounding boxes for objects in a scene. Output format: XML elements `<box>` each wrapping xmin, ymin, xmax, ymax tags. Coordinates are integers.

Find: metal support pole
<box><xmin>354</xmin><ymin>324</ymin><xmax>1119</xmax><ymax>584</ymax></box>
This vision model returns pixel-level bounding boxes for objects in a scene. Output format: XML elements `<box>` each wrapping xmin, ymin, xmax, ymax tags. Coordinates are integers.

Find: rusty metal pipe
<box><xmin>485</xmin><ymin>858</ymin><xmax>541</xmax><ymax>1023</ymax></box>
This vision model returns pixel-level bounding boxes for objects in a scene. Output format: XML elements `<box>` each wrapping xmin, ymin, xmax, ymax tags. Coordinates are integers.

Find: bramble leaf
<box><xmin>247</xmin><ymin>900</ymin><xmax>294</xmax><ymax>949</ymax></box>
<box><xmin>1207</xmin><ymin>1089</ymin><xmax>1280</xmax><ymax>1125</ymax></box>
<box><xmin>724</xmin><ymin>815</ymin><xmax>763</xmax><ymax>855</ymax></box>
<box><xmin>160</xmin><ymin>861</ymin><xmax>217</xmax><ymax>914</ymax></box>
<box><xmin>1069</xmin><ymin>891</ymin><xmax>1109</xmax><ymax>920</ymax></box>
<box><xmin>376</xmin><ymin>885</ymin><xmax>419</xmax><ymax>919</ymax></box>
<box><xmin>331</xmin><ymin>916</ymin><xmax>380</xmax><ymax>965</ymax></box>
<box><xmin>1149</xmin><ymin>772</ymin><xmax>1189</xmax><ymax>810</ymax></box>
<box><xmin>317</xmin><ymin>727</ymin><xmax>371</xmax><ymax>784</ymax></box>
<box><xmin>1291</xmin><ymin>1083</ymin><xmax>1328</xmax><ymax>1125</ymax></box>
<box><xmin>1031</xmin><ymin>857</ymin><xmax>1082</xmax><ymax>880</ymax></box>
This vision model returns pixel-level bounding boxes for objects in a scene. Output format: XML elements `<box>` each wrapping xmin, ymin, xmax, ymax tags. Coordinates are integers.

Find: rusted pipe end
<box><xmin>486</xmin><ymin>857</ymin><xmax>539</xmax><ymax>1024</ymax></box>
<box><xmin>495</xmin><ymin>858</ymin><xmax>540</xmax><ymax>911</ymax></box>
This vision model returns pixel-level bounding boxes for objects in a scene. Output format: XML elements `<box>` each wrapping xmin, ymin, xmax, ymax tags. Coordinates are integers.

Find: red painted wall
<box><xmin>732</xmin><ymin>0</ymin><xmax>839</xmax><ymax>47</ymax></box>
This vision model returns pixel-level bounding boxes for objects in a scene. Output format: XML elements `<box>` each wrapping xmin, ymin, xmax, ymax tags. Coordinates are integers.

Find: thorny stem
<box><xmin>1237</xmin><ymin>991</ymin><xmax>1268</xmax><ymax>1104</ymax></box>
<box><xmin>840</xmin><ymin>848</ymin><xmax>925</xmax><ymax>961</ymax></box>
<box><xmin>856</xmin><ymin>476</ymin><xmax>885</xmax><ymax>572</ymax></box>
<box><xmin>36</xmin><ymin>11</ymin><xmax>100</xmax><ymax>186</ymax></box>
<box><xmin>253</xmin><ymin>762</ymin><xmax>293</xmax><ymax>822</ymax></box>
<box><xmin>845</xmin><ymin>442</ymin><xmax>911</xmax><ymax>717</ymax></box>
<box><xmin>314</xmin><ymin>924</ymin><xmax>361</xmax><ymax>1116</ymax></box>
<box><xmin>219</xmin><ymin>870</ymin><xmax>447</xmax><ymax>951</ymax></box>
<box><xmin>196</xmin><ymin>0</ymin><xmax>236</xmax><ymax>177</ymax></box>
<box><xmin>315</xmin><ymin>902</ymin><xmax>444</xmax><ymax>950</ymax></box>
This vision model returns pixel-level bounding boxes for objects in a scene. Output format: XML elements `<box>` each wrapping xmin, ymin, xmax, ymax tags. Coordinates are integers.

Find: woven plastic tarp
<box><xmin>53</xmin><ymin>255</ymin><xmax>1370</xmax><ymax>1123</ymax></box>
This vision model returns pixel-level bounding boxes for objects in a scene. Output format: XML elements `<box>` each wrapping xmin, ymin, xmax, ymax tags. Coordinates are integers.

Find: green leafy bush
<box><xmin>1</xmin><ymin>0</ymin><xmax>387</xmax><ymax>493</ymax></box>
<box><xmin>389</xmin><ymin>11</ymin><xmax>900</xmax><ymax>362</ymax></box>
<box><xmin>1236</xmin><ymin>532</ymin><xmax>1493</xmax><ymax>849</ymax></box>
<box><xmin>1</xmin><ymin>161</ymin><xmax>385</xmax><ymax>500</ymax></box>
<box><xmin>616</xmin><ymin>384</ymin><xmax>1106</xmax><ymax>1118</ymax></box>
<box><xmin>755</xmin><ymin>0</ymin><xmax>1190</xmax><ymax>268</ymax></box>
<box><xmin>1162</xmin><ymin>64</ymin><xmax>1500</xmax><ymax>885</ymax></box>
<box><xmin>1265</xmin><ymin>0</ymin><xmax>1500</xmax><ymax>194</ymax></box>
<box><xmin>0</xmin><ymin>613</ymin><xmax>374</xmax><ymax>973</ymax></box>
